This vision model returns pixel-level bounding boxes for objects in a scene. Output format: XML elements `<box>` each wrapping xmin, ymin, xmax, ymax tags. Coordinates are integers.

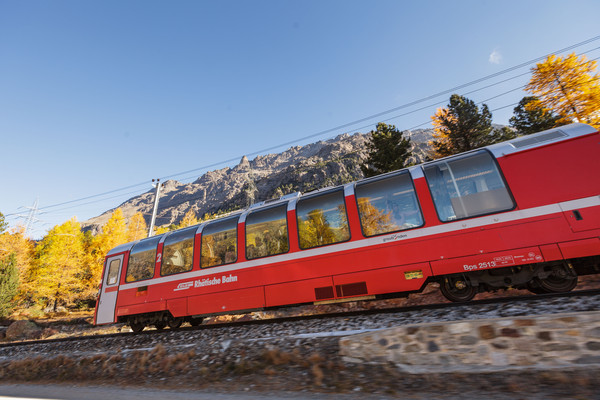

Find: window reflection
<box><xmin>355</xmin><ymin>173</ymin><xmax>423</xmax><ymax>237</ymax></box>
<box><xmin>126</xmin><ymin>236</ymin><xmax>160</xmax><ymax>282</ymax></box>
<box><xmin>201</xmin><ymin>218</ymin><xmax>238</xmax><ymax>268</ymax></box>
<box><xmin>296</xmin><ymin>190</ymin><xmax>350</xmax><ymax>249</ymax></box>
<box><xmin>162</xmin><ymin>227</ymin><xmax>195</xmax><ymax>275</ymax></box>
<box><xmin>424</xmin><ymin>150</ymin><xmax>514</xmax><ymax>221</ymax></box>
<box><xmin>246</xmin><ymin>205</ymin><xmax>288</xmax><ymax>259</ymax></box>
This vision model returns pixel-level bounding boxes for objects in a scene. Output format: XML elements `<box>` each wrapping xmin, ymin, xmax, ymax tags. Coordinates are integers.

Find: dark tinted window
<box><xmin>423</xmin><ymin>150</ymin><xmax>514</xmax><ymax>222</ymax></box>
<box><xmin>126</xmin><ymin>237</ymin><xmax>161</xmax><ymax>282</ymax></box>
<box><xmin>246</xmin><ymin>205</ymin><xmax>288</xmax><ymax>259</ymax></box>
<box><xmin>355</xmin><ymin>173</ymin><xmax>423</xmax><ymax>236</ymax></box>
<box><xmin>161</xmin><ymin>227</ymin><xmax>195</xmax><ymax>276</ymax></box>
<box><xmin>201</xmin><ymin>217</ymin><xmax>238</xmax><ymax>268</ymax></box>
<box><xmin>296</xmin><ymin>190</ymin><xmax>350</xmax><ymax>249</ymax></box>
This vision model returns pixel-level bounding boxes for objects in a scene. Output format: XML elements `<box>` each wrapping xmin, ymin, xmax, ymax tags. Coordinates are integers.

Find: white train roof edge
<box><xmin>487</xmin><ymin>123</ymin><xmax>597</xmax><ymax>158</ymax></box>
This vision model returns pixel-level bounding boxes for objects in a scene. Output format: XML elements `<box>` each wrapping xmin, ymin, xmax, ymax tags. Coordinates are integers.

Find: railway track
<box><xmin>2</xmin><ymin>288</ymin><xmax>600</xmax><ymax>352</ymax></box>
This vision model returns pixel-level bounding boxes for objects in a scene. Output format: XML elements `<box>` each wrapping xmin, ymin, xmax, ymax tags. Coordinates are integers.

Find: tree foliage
<box><xmin>0</xmin><ymin>253</ymin><xmax>19</xmax><ymax>318</ymax></box>
<box><xmin>526</xmin><ymin>53</ymin><xmax>600</xmax><ymax>129</ymax></box>
<box><xmin>0</xmin><ymin>212</ymin><xmax>7</xmax><ymax>234</ymax></box>
<box><xmin>176</xmin><ymin>209</ymin><xmax>199</xmax><ymax>229</ymax></box>
<box><xmin>0</xmin><ymin>226</ymin><xmax>34</xmax><ymax>303</ymax></box>
<box><xmin>509</xmin><ymin>96</ymin><xmax>562</xmax><ymax>135</ymax></box>
<box><xmin>357</xmin><ymin>198</ymin><xmax>395</xmax><ymax>237</ymax></box>
<box><xmin>361</xmin><ymin>122</ymin><xmax>412</xmax><ymax>177</ymax></box>
<box><xmin>84</xmin><ymin>209</ymin><xmax>129</xmax><ymax>298</ymax></box>
<box><xmin>30</xmin><ymin>218</ymin><xmax>85</xmax><ymax>311</ymax></box>
<box><xmin>127</xmin><ymin>212</ymin><xmax>148</xmax><ymax>242</ymax></box>
<box><xmin>430</xmin><ymin>94</ymin><xmax>515</xmax><ymax>158</ymax></box>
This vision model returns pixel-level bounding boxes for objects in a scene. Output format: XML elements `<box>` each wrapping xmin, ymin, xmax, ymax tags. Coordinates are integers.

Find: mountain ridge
<box><xmin>83</xmin><ymin>128</ymin><xmax>434</xmax><ymax>234</ymax></box>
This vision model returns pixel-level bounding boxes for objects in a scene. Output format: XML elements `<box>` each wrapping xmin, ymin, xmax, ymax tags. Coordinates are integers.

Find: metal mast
<box><xmin>148</xmin><ymin>179</ymin><xmax>162</xmax><ymax>237</ymax></box>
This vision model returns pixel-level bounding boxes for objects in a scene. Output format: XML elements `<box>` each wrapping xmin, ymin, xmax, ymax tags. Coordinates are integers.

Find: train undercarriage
<box><xmin>439</xmin><ymin>255</ymin><xmax>600</xmax><ymax>302</ymax></box>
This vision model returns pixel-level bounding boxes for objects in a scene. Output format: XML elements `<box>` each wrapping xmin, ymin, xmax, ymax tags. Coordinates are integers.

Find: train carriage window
<box><xmin>355</xmin><ymin>172</ymin><xmax>424</xmax><ymax>237</ymax></box>
<box><xmin>423</xmin><ymin>150</ymin><xmax>514</xmax><ymax>222</ymax></box>
<box><xmin>296</xmin><ymin>190</ymin><xmax>350</xmax><ymax>249</ymax></box>
<box><xmin>106</xmin><ymin>259</ymin><xmax>121</xmax><ymax>286</ymax></box>
<box><xmin>245</xmin><ymin>205</ymin><xmax>289</xmax><ymax>260</ymax></box>
<box><xmin>161</xmin><ymin>227</ymin><xmax>195</xmax><ymax>276</ymax></box>
<box><xmin>201</xmin><ymin>217</ymin><xmax>238</xmax><ymax>268</ymax></box>
<box><xmin>126</xmin><ymin>236</ymin><xmax>161</xmax><ymax>283</ymax></box>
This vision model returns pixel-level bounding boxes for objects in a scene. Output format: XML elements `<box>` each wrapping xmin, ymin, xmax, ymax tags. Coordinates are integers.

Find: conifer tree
<box><xmin>360</xmin><ymin>122</ymin><xmax>412</xmax><ymax>177</ymax></box>
<box><xmin>85</xmin><ymin>209</ymin><xmax>129</xmax><ymax>299</ymax></box>
<box><xmin>0</xmin><ymin>226</ymin><xmax>34</xmax><ymax>304</ymax></box>
<box><xmin>31</xmin><ymin>218</ymin><xmax>85</xmax><ymax>312</ymax></box>
<box><xmin>0</xmin><ymin>212</ymin><xmax>7</xmax><ymax>234</ymax></box>
<box><xmin>177</xmin><ymin>209</ymin><xmax>199</xmax><ymax>229</ymax></box>
<box><xmin>526</xmin><ymin>53</ymin><xmax>600</xmax><ymax>129</ymax></box>
<box><xmin>0</xmin><ymin>253</ymin><xmax>19</xmax><ymax>318</ymax></box>
<box><xmin>430</xmin><ymin>94</ymin><xmax>513</xmax><ymax>158</ymax></box>
<box><xmin>127</xmin><ymin>212</ymin><xmax>148</xmax><ymax>242</ymax></box>
<box><xmin>509</xmin><ymin>96</ymin><xmax>562</xmax><ymax>135</ymax></box>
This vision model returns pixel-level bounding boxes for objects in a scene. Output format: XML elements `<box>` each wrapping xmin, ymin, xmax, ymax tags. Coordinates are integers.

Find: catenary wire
<box><xmin>5</xmin><ymin>36</ymin><xmax>600</xmax><ymax>220</ymax></box>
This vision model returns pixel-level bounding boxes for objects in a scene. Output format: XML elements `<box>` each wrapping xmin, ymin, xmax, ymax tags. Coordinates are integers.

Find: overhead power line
<box><xmin>6</xmin><ymin>35</ymin><xmax>600</xmax><ymax>220</ymax></box>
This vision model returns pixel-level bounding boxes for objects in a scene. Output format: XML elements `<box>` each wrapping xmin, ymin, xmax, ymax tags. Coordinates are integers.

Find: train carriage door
<box><xmin>96</xmin><ymin>254</ymin><xmax>124</xmax><ymax>324</ymax></box>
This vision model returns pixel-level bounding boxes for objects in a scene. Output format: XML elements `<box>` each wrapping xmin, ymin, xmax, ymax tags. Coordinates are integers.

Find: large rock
<box><xmin>5</xmin><ymin>320</ymin><xmax>42</xmax><ymax>341</ymax></box>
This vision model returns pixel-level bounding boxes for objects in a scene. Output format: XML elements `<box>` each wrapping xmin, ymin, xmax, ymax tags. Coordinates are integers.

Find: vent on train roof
<box><xmin>509</xmin><ymin>129</ymin><xmax>567</xmax><ymax>149</ymax></box>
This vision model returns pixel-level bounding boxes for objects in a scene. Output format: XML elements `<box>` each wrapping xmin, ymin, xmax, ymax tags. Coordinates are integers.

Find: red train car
<box><xmin>94</xmin><ymin>123</ymin><xmax>600</xmax><ymax>331</ymax></box>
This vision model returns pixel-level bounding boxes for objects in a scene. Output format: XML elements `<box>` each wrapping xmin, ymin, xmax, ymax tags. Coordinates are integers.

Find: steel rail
<box><xmin>1</xmin><ymin>288</ymin><xmax>600</xmax><ymax>350</ymax></box>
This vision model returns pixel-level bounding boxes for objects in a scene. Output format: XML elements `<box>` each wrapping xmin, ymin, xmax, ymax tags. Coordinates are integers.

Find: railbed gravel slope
<box><xmin>1</xmin><ymin>291</ymin><xmax>600</xmax><ymax>398</ymax></box>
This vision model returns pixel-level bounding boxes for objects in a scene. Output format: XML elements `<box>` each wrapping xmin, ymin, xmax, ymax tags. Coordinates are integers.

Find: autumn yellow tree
<box><xmin>357</xmin><ymin>198</ymin><xmax>395</xmax><ymax>236</ymax></box>
<box><xmin>176</xmin><ymin>209</ymin><xmax>199</xmax><ymax>229</ymax></box>
<box><xmin>83</xmin><ymin>209</ymin><xmax>129</xmax><ymax>299</ymax></box>
<box><xmin>526</xmin><ymin>53</ymin><xmax>600</xmax><ymax>129</ymax></box>
<box><xmin>30</xmin><ymin>218</ymin><xmax>86</xmax><ymax>312</ymax></box>
<box><xmin>127</xmin><ymin>212</ymin><xmax>148</xmax><ymax>242</ymax></box>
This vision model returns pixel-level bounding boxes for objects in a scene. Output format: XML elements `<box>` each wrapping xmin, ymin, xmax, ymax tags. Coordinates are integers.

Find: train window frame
<box><xmin>125</xmin><ymin>236</ymin><xmax>162</xmax><ymax>283</ymax></box>
<box><xmin>106</xmin><ymin>258</ymin><xmax>121</xmax><ymax>286</ymax></box>
<box><xmin>160</xmin><ymin>226</ymin><xmax>196</xmax><ymax>276</ymax></box>
<box><xmin>422</xmin><ymin>149</ymin><xmax>516</xmax><ymax>223</ymax></box>
<box><xmin>245</xmin><ymin>204</ymin><xmax>290</xmax><ymax>260</ymax></box>
<box><xmin>200</xmin><ymin>216</ymin><xmax>239</xmax><ymax>269</ymax></box>
<box><xmin>354</xmin><ymin>171</ymin><xmax>425</xmax><ymax>238</ymax></box>
<box><xmin>295</xmin><ymin>188</ymin><xmax>351</xmax><ymax>250</ymax></box>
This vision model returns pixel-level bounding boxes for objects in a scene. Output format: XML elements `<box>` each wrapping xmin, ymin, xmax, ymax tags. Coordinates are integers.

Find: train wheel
<box><xmin>538</xmin><ymin>274</ymin><xmax>578</xmax><ymax>293</ymax></box>
<box><xmin>526</xmin><ymin>279</ymin><xmax>547</xmax><ymax>294</ymax></box>
<box><xmin>130</xmin><ymin>322</ymin><xmax>145</xmax><ymax>333</ymax></box>
<box><xmin>189</xmin><ymin>318</ymin><xmax>203</xmax><ymax>326</ymax></box>
<box><xmin>154</xmin><ymin>321</ymin><xmax>166</xmax><ymax>330</ymax></box>
<box><xmin>440</xmin><ymin>277</ymin><xmax>476</xmax><ymax>302</ymax></box>
<box><xmin>168</xmin><ymin>317</ymin><xmax>183</xmax><ymax>329</ymax></box>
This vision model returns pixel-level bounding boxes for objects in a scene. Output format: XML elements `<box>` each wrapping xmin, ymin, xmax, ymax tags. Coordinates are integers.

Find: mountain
<box><xmin>83</xmin><ymin>128</ymin><xmax>434</xmax><ymax>234</ymax></box>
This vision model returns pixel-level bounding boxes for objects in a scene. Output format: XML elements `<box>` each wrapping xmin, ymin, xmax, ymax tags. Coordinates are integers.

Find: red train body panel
<box><xmin>94</xmin><ymin>124</ymin><xmax>600</xmax><ymax>328</ymax></box>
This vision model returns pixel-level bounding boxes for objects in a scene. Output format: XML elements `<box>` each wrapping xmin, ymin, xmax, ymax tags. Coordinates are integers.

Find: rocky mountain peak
<box><xmin>83</xmin><ymin>129</ymin><xmax>434</xmax><ymax>234</ymax></box>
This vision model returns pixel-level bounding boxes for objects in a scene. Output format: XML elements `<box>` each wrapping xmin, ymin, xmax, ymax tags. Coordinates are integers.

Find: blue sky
<box><xmin>1</xmin><ymin>0</ymin><xmax>599</xmax><ymax>238</ymax></box>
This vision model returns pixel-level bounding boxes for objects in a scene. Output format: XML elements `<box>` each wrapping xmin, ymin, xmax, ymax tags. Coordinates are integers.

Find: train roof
<box><xmin>105</xmin><ymin>123</ymin><xmax>596</xmax><ymax>256</ymax></box>
<box><xmin>488</xmin><ymin>122</ymin><xmax>596</xmax><ymax>158</ymax></box>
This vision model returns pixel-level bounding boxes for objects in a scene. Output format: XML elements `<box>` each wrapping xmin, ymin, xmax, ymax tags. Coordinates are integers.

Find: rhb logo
<box><xmin>174</xmin><ymin>281</ymin><xmax>194</xmax><ymax>291</ymax></box>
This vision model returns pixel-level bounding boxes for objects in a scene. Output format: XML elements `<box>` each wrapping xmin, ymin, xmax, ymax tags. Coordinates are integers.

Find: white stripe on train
<box><xmin>117</xmin><ymin>195</ymin><xmax>600</xmax><ymax>291</ymax></box>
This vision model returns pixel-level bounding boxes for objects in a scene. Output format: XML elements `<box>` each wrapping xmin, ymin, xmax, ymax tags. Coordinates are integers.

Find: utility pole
<box><xmin>148</xmin><ymin>179</ymin><xmax>162</xmax><ymax>237</ymax></box>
